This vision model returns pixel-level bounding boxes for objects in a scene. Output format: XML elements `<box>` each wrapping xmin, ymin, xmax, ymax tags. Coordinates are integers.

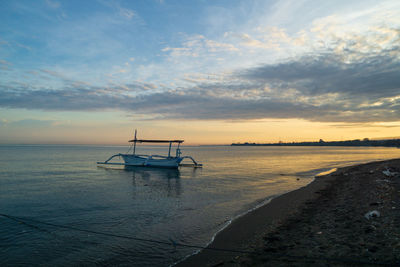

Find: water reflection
<box><xmin>125</xmin><ymin>166</ymin><xmax>182</xmax><ymax>198</ymax></box>
<box><xmin>186</xmin><ymin>165</ymin><xmax>202</xmax><ymax>178</ymax></box>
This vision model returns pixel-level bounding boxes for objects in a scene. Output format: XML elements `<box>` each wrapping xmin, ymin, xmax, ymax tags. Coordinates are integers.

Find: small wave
<box><xmin>171</xmin><ymin>196</ymin><xmax>274</xmax><ymax>266</ymax></box>
<box><xmin>315</xmin><ymin>168</ymin><xmax>337</xmax><ymax>177</ymax></box>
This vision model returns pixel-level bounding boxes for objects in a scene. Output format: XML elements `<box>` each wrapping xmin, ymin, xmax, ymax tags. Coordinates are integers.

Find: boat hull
<box><xmin>120</xmin><ymin>154</ymin><xmax>183</xmax><ymax>168</ymax></box>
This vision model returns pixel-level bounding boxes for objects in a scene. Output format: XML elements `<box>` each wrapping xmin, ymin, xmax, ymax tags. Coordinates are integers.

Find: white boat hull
<box><xmin>121</xmin><ymin>154</ymin><xmax>183</xmax><ymax>168</ymax></box>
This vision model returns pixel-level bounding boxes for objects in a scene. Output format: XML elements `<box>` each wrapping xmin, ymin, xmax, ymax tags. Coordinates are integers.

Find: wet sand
<box><xmin>177</xmin><ymin>159</ymin><xmax>400</xmax><ymax>266</ymax></box>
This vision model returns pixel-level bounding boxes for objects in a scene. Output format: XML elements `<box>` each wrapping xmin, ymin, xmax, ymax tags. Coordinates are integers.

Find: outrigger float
<box><xmin>97</xmin><ymin>130</ymin><xmax>202</xmax><ymax>168</ymax></box>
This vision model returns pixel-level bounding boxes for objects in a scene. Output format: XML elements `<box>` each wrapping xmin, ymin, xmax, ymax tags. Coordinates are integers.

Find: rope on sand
<box><xmin>1</xmin><ymin>213</ymin><xmax>398</xmax><ymax>266</ymax></box>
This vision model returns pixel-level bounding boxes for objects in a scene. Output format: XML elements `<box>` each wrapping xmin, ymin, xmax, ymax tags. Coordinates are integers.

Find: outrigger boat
<box><xmin>97</xmin><ymin>130</ymin><xmax>202</xmax><ymax>168</ymax></box>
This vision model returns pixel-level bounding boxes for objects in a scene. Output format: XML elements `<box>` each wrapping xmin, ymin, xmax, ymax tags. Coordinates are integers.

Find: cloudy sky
<box><xmin>1</xmin><ymin>0</ymin><xmax>399</xmax><ymax>144</ymax></box>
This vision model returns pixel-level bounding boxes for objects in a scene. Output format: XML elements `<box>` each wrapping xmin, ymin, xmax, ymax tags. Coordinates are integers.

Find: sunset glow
<box><xmin>1</xmin><ymin>0</ymin><xmax>399</xmax><ymax>144</ymax></box>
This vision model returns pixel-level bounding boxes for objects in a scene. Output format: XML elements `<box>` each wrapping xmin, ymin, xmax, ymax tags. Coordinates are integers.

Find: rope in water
<box><xmin>0</xmin><ymin>213</ymin><xmax>245</xmax><ymax>253</ymax></box>
<box><xmin>0</xmin><ymin>213</ymin><xmax>398</xmax><ymax>266</ymax></box>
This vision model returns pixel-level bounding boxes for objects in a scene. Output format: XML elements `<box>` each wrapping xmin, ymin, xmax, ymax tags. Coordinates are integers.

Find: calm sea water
<box><xmin>1</xmin><ymin>145</ymin><xmax>399</xmax><ymax>266</ymax></box>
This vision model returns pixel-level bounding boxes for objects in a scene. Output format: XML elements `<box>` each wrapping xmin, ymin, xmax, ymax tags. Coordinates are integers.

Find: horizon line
<box><xmin>1</xmin><ymin>136</ymin><xmax>400</xmax><ymax>147</ymax></box>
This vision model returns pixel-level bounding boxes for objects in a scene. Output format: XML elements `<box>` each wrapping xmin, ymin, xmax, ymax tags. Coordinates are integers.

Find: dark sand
<box><xmin>177</xmin><ymin>159</ymin><xmax>400</xmax><ymax>266</ymax></box>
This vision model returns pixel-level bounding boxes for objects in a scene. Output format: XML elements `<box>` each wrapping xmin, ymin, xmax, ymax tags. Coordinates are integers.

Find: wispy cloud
<box><xmin>45</xmin><ymin>0</ymin><xmax>60</xmax><ymax>9</ymax></box>
<box><xmin>98</xmin><ymin>0</ymin><xmax>136</xmax><ymax>20</ymax></box>
<box><xmin>0</xmin><ymin>59</ymin><xmax>11</xmax><ymax>65</ymax></box>
<box><xmin>119</xmin><ymin>7</ymin><xmax>135</xmax><ymax>19</ymax></box>
<box><xmin>162</xmin><ymin>34</ymin><xmax>239</xmax><ymax>59</ymax></box>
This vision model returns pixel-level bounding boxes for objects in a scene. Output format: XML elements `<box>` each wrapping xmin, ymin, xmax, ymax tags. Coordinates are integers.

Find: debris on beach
<box><xmin>382</xmin><ymin>169</ymin><xmax>398</xmax><ymax>177</ymax></box>
<box><xmin>364</xmin><ymin>210</ymin><xmax>380</xmax><ymax>220</ymax></box>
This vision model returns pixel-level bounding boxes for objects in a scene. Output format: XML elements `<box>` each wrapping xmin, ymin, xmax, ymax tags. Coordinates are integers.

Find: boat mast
<box><xmin>133</xmin><ymin>129</ymin><xmax>137</xmax><ymax>155</ymax></box>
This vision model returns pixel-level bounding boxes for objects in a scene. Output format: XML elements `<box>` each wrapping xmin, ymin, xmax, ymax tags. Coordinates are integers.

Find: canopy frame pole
<box><xmin>133</xmin><ymin>129</ymin><xmax>137</xmax><ymax>155</ymax></box>
<box><xmin>168</xmin><ymin>141</ymin><xmax>172</xmax><ymax>158</ymax></box>
<box><xmin>176</xmin><ymin>143</ymin><xmax>181</xmax><ymax>157</ymax></box>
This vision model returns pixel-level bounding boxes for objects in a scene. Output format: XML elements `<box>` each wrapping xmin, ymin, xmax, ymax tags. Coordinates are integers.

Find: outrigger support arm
<box><xmin>97</xmin><ymin>153</ymin><xmax>122</xmax><ymax>164</ymax></box>
<box><xmin>180</xmin><ymin>156</ymin><xmax>202</xmax><ymax>167</ymax></box>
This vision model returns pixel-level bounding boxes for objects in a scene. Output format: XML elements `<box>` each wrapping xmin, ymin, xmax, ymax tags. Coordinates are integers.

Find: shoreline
<box><xmin>174</xmin><ymin>167</ymin><xmax>330</xmax><ymax>266</ymax></box>
<box><xmin>177</xmin><ymin>158</ymin><xmax>400</xmax><ymax>266</ymax></box>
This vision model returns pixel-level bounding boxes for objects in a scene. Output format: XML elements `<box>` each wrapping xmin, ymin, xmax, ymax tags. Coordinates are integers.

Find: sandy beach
<box><xmin>177</xmin><ymin>158</ymin><xmax>400</xmax><ymax>266</ymax></box>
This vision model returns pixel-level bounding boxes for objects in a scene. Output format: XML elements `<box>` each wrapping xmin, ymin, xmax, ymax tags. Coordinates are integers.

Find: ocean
<box><xmin>1</xmin><ymin>145</ymin><xmax>399</xmax><ymax>266</ymax></box>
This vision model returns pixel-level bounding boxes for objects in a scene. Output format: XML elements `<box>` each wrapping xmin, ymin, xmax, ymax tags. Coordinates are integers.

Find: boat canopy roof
<box><xmin>128</xmin><ymin>139</ymin><xmax>184</xmax><ymax>143</ymax></box>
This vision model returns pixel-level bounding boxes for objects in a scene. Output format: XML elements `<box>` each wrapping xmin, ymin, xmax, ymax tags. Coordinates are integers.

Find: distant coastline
<box><xmin>232</xmin><ymin>138</ymin><xmax>400</xmax><ymax>147</ymax></box>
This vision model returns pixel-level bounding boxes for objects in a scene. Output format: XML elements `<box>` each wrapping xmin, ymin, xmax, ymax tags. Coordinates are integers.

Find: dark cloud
<box><xmin>1</xmin><ymin>45</ymin><xmax>400</xmax><ymax>123</ymax></box>
<box><xmin>240</xmin><ymin>52</ymin><xmax>400</xmax><ymax>98</ymax></box>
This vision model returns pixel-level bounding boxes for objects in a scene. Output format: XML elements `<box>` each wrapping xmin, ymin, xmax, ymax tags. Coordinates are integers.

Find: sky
<box><xmin>0</xmin><ymin>0</ymin><xmax>399</xmax><ymax>145</ymax></box>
